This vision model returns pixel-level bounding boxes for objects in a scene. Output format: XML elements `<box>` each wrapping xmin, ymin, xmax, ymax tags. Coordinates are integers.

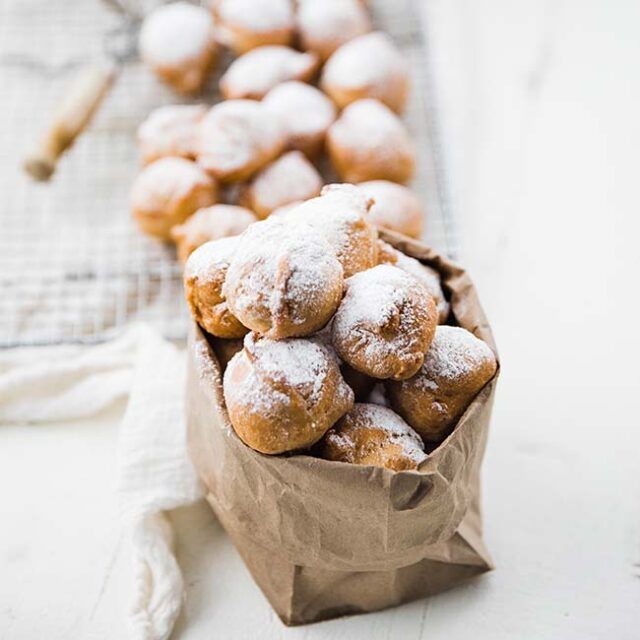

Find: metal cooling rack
<box><xmin>0</xmin><ymin>0</ymin><xmax>457</xmax><ymax>347</ymax></box>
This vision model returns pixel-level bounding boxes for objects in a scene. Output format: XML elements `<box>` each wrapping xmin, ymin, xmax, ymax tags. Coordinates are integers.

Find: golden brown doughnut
<box><xmin>131</xmin><ymin>157</ymin><xmax>218</xmax><ymax>240</ymax></box>
<box><xmin>278</xmin><ymin>184</ymin><xmax>377</xmax><ymax>277</ymax></box>
<box><xmin>224</xmin><ymin>217</ymin><xmax>344</xmax><ymax>338</ymax></box>
<box><xmin>184</xmin><ymin>237</ymin><xmax>248</xmax><ymax>339</ymax></box>
<box><xmin>171</xmin><ymin>204</ymin><xmax>257</xmax><ymax>262</ymax></box>
<box><xmin>220</xmin><ymin>46</ymin><xmax>319</xmax><ymax>100</ymax></box>
<box><xmin>386</xmin><ymin>325</ymin><xmax>497</xmax><ymax>442</ymax></box>
<box><xmin>223</xmin><ymin>332</ymin><xmax>354</xmax><ymax>454</ymax></box>
<box><xmin>212</xmin><ymin>0</ymin><xmax>294</xmax><ymax>54</ymax></box>
<box><xmin>137</xmin><ymin>104</ymin><xmax>207</xmax><ymax>165</ymax></box>
<box><xmin>197</xmin><ymin>99</ymin><xmax>286</xmax><ymax>182</ymax></box>
<box><xmin>321</xmin><ymin>31</ymin><xmax>409</xmax><ymax>113</ymax></box>
<box><xmin>296</xmin><ymin>0</ymin><xmax>371</xmax><ymax>62</ymax></box>
<box><xmin>262</xmin><ymin>81</ymin><xmax>337</xmax><ymax>157</ymax></box>
<box><xmin>377</xmin><ymin>241</ymin><xmax>450</xmax><ymax>323</ymax></box>
<box><xmin>331</xmin><ymin>264</ymin><xmax>437</xmax><ymax>380</ymax></box>
<box><xmin>317</xmin><ymin>403</ymin><xmax>427</xmax><ymax>471</ymax></box>
<box><xmin>359</xmin><ymin>180</ymin><xmax>423</xmax><ymax>239</ymax></box>
<box><xmin>139</xmin><ymin>2</ymin><xmax>218</xmax><ymax>94</ymax></box>
<box><xmin>239</xmin><ymin>151</ymin><xmax>323</xmax><ymax>219</ymax></box>
<box><xmin>326</xmin><ymin>99</ymin><xmax>416</xmax><ymax>184</ymax></box>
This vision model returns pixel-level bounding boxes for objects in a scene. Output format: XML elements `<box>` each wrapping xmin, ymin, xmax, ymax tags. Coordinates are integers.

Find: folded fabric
<box><xmin>0</xmin><ymin>325</ymin><xmax>203</xmax><ymax>640</ymax></box>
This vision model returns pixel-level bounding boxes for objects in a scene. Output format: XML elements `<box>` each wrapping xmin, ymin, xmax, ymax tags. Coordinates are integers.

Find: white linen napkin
<box><xmin>0</xmin><ymin>325</ymin><xmax>203</xmax><ymax>640</ymax></box>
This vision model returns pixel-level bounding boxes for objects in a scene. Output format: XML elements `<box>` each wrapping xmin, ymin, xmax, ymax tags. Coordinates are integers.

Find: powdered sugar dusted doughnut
<box><xmin>377</xmin><ymin>241</ymin><xmax>449</xmax><ymax>323</ymax></box>
<box><xmin>137</xmin><ymin>104</ymin><xmax>207</xmax><ymax>165</ymax></box>
<box><xmin>278</xmin><ymin>184</ymin><xmax>377</xmax><ymax>278</ymax></box>
<box><xmin>197</xmin><ymin>100</ymin><xmax>286</xmax><ymax>182</ymax></box>
<box><xmin>327</xmin><ymin>99</ymin><xmax>416</xmax><ymax>184</ymax></box>
<box><xmin>220</xmin><ymin>46</ymin><xmax>319</xmax><ymax>100</ymax></box>
<box><xmin>321</xmin><ymin>31</ymin><xmax>409</xmax><ymax>113</ymax></box>
<box><xmin>223</xmin><ymin>333</ymin><xmax>354</xmax><ymax>454</ymax></box>
<box><xmin>297</xmin><ymin>0</ymin><xmax>371</xmax><ymax>62</ymax></box>
<box><xmin>224</xmin><ymin>217</ymin><xmax>344</xmax><ymax>338</ymax></box>
<box><xmin>131</xmin><ymin>157</ymin><xmax>218</xmax><ymax>240</ymax></box>
<box><xmin>359</xmin><ymin>180</ymin><xmax>423</xmax><ymax>239</ymax></box>
<box><xmin>184</xmin><ymin>237</ymin><xmax>248</xmax><ymax>338</ymax></box>
<box><xmin>387</xmin><ymin>326</ymin><xmax>497</xmax><ymax>442</ymax></box>
<box><xmin>212</xmin><ymin>0</ymin><xmax>294</xmax><ymax>54</ymax></box>
<box><xmin>317</xmin><ymin>403</ymin><xmax>427</xmax><ymax>471</ymax></box>
<box><xmin>171</xmin><ymin>204</ymin><xmax>257</xmax><ymax>262</ymax></box>
<box><xmin>262</xmin><ymin>81</ymin><xmax>337</xmax><ymax>157</ymax></box>
<box><xmin>332</xmin><ymin>264</ymin><xmax>437</xmax><ymax>380</ymax></box>
<box><xmin>240</xmin><ymin>151</ymin><xmax>323</xmax><ymax>219</ymax></box>
<box><xmin>139</xmin><ymin>2</ymin><xmax>218</xmax><ymax>94</ymax></box>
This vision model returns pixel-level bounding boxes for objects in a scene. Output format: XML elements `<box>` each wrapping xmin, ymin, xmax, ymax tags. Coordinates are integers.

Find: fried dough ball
<box><xmin>139</xmin><ymin>2</ymin><xmax>218</xmax><ymax>94</ymax></box>
<box><xmin>184</xmin><ymin>237</ymin><xmax>248</xmax><ymax>338</ymax></box>
<box><xmin>224</xmin><ymin>217</ymin><xmax>344</xmax><ymax>339</ymax></box>
<box><xmin>223</xmin><ymin>333</ymin><xmax>354</xmax><ymax>454</ymax></box>
<box><xmin>131</xmin><ymin>157</ymin><xmax>218</xmax><ymax>240</ymax></box>
<box><xmin>171</xmin><ymin>204</ymin><xmax>257</xmax><ymax>262</ymax></box>
<box><xmin>212</xmin><ymin>0</ymin><xmax>294</xmax><ymax>54</ymax></box>
<box><xmin>327</xmin><ymin>99</ymin><xmax>416</xmax><ymax>184</ymax></box>
<box><xmin>239</xmin><ymin>151</ymin><xmax>323</xmax><ymax>219</ymax></box>
<box><xmin>296</xmin><ymin>0</ymin><xmax>371</xmax><ymax>62</ymax></box>
<box><xmin>278</xmin><ymin>184</ymin><xmax>377</xmax><ymax>277</ymax></box>
<box><xmin>197</xmin><ymin>100</ymin><xmax>286</xmax><ymax>182</ymax></box>
<box><xmin>137</xmin><ymin>104</ymin><xmax>207</xmax><ymax>165</ymax></box>
<box><xmin>359</xmin><ymin>180</ymin><xmax>423</xmax><ymax>239</ymax></box>
<box><xmin>332</xmin><ymin>264</ymin><xmax>437</xmax><ymax>380</ymax></box>
<box><xmin>220</xmin><ymin>46</ymin><xmax>319</xmax><ymax>100</ymax></box>
<box><xmin>386</xmin><ymin>326</ymin><xmax>498</xmax><ymax>442</ymax></box>
<box><xmin>321</xmin><ymin>32</ymin><xmax>409</xmax><ymax>113</ymax></box>
<box><xmin>377</xmin><ymin>241</ymin><xmax>449</xmax><ymax>323</ymax></box>
<box><xmin>317</xmin><ymin>403</ymin><xmax>427</xmax><ymax>471</ymax></box>
<box><xmin>262</xmin><ymin>81</ymin><xmax>337</xmax><ymax>157</ymax></box>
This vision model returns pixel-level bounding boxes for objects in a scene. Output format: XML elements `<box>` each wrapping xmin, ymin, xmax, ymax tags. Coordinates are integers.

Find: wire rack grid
<box><xmin>0</xmin><ymin>0</ymin><xmax>456</xmax><ymax>348</ymax></box>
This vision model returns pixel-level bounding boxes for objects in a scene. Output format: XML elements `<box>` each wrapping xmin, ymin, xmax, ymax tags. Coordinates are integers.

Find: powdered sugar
<box><xmin>420</xmin><ymin>326</ymin><xmax>495</xmax><ymax>386</ymax></box>
<box><xmin>221</xmin><ymin>46</ymin><xmax>318</xmax><ymax>100</ymax></box>
<box><xmin>215</xmin><ymin>0</ymin><xmax>294</xmax><ymax>33</ymax></box>
<box><xmin>139</xmin><ymin>2</ymin><xmax>215</xmax><ymax>66</ymax></box>
<box><xmin>184</xmin><ymin>236</ymin><xmax>239</xmax><ymax>282</ymax></box>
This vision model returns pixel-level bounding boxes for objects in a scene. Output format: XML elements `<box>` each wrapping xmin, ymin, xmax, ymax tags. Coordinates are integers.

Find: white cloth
<box><xmin>0</xmin><ymin>325</ymin><xmax>204</xmax><ymax>640</ymax></box>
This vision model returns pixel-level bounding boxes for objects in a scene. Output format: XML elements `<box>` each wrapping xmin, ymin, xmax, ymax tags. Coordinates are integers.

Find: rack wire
<box><xmin>0</xmin><ymin>0</ymin><xmax>457</xmax><ymax>347</ymax></box>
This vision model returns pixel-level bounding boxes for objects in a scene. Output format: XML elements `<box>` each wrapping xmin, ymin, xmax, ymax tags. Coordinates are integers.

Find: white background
<box><xmin>1</xmin><ymin>0</ymin><xmax>639</xmax><ymax>638</ymax></box>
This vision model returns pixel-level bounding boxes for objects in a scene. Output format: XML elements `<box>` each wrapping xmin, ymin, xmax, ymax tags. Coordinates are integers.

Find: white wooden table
<box><xmin>1</xmin><ymin>1</ymin><xmax>639</xmax><ymax>638</ymax></box>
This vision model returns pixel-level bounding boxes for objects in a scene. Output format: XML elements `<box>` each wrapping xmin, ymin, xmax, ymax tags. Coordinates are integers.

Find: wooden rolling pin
<box><xmin>23</xmin><ymin>64</ymin><xmax>117</xmax><ymax>181</ymax></box>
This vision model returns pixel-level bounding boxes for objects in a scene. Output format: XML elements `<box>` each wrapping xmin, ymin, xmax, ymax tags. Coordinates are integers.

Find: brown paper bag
<box><xmin>186</xmin><ymin>231</ymin><xmax>499</xmax><ymax>625</ymax></box>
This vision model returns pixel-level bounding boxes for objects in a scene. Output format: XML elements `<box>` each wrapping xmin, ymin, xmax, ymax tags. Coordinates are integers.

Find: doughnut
<box><xmin>359</xmin><ymin>180</ymin><xmax>423</xmax><ymax>239</ymax></box>
<box><xmin>321</xmin><ymin>31</ymin><xmax>409</xmax><ymax>113</ymax></box>
<box><xmin>317</xmin><ymin>403</ymin><xmax>427</xmax><ymax>471</ymax></box>
<box><xmin>377</xmin><ymin>241</ymin><xmax>449</xmax><ymax>323</ymax></box>
<box><xmin>171</xmin><ymin>204</ymin><xmax>257</xmax><ymax>262</ymax></box>
<box><xmin>197</xmin><ymin>99</ymin><xmax>286</xmax><ymax>182</ymax></box>
<box><xmin>184</xmin><ymin>237</ymin><xmax>248</xmax><ymax>339</ymax></box>
<box><xmin>262</xmin><ymin>81</ymin><xmax>337</xmax><ymax>157</ymax></box>
<box><xmin>220</xmin><ymin>46</ymin><xmax>319</xmax><ymax>100</ymax></box>
<box><xmin>130</xmin><ymin>157</ymin><xmax>218</xmax><ymax>240</ymax></box>
<box><xmin>212</xmin><ymin>0</ymin><xmax>294</xmax><ymax>54</ymax></box>
<box><xmin>210</xmin><ymin>337</ymin><xmax>244</xmax><ymax>371</ymax></box>
<box><xmin>224</xmin><ymin>217</ymin><xmax>344</xmax><ymax>339</ymax></box>
<box><xmin>278</xmin><ymin>184</ymin><xmax>377</xmax><ymax>278</ymax></box>
<box><xmin>139</xmin><ymin>2</ymin><xmax>218</xmax><ymax>94</ymax></box>
<box><xmin>326</xmin><ymin>99</ymin><xmax>416</xmax><ymax>184</ymax></box>
<box><xmin>331</xmin><ymin>264</ymin><xmax>438</xmax><ymax>380</ymax></box>
<box><xmin>239</xmin><ymin>151</ymin><xmax>323</xmax><ymax>219</ymax></box>
<box><xmin>296</xmin><ymin>0</ymin><xmax>371</xmax><ymax>62</ymax></box>
<box><xmin>223</xmin><ymin>332</ymin><xmax>354</xmax><ymax>454</ymax></box>
<box><xmin>137</xmin><ymin>104</ymin><xmax>207</xmax><ymax>165</ymax></box>
<box><xmin>386</xmin><ymin>326</ymin><xmax>498</xmax><ymax>442</ymax></box>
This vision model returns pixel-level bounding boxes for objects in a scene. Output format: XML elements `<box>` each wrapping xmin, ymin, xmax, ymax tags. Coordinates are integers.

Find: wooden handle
<box><xmin>23</xmin><ymin>65</ymin><xmax>117</xmax><ymax>181</ymax></box>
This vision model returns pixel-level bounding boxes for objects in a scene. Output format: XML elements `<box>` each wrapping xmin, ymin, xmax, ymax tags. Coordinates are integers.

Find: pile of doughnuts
<box><xmin>185</xmin><ymin>185</ymin><xmax>498</xmax><ymax>472</ymax></box>
<box><xmin>130</xmin><ymin>0</ymin><xmax>427</xmax><ymax>261</ymax></box>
